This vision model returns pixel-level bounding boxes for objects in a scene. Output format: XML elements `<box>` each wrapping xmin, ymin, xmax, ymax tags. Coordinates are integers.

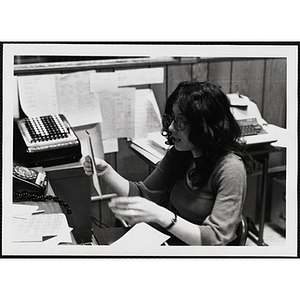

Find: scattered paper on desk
<box><xmin>50</xmin><ymin>216</ymin><xmax>73</xmax><ymax>245</ymax></box>
<box><xmin>12</xmin><ymin>213</ymin><xmax>66</xmax><ymax>242</ymax></box>
<box><xmin>12</xmin><ymin>204</ymin><xmax>40</xmax><ymax>219</ymax></box>
<box><xmin>110</xmin><ymin>222</ymin><xmax>170</xmax><ymax>249</ymax></box>
<box><xmin>86</xmin><ymin>131</ymin><xmax>102</xmax><ymax>197</ymax></box>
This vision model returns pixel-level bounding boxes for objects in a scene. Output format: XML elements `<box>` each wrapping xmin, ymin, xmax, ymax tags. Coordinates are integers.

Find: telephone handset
<box><xmin>13</xmin><ymin>165</ymin><xmax>72</xmax><ymax>214</ymax></box>
<box><xmin>13</xmin><ymin>165</ymin><xmax>48</xmax><ymax>195</ymax></box>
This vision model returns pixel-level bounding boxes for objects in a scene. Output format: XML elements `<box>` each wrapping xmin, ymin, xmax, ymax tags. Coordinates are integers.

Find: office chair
<box><xmin>228</xmin><ymin>215</ymin><xmax>248</xmax><ymax>246</ymax></box>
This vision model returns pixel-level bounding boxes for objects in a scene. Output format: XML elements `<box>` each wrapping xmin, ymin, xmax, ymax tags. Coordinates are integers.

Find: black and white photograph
<box><xmin>2</xmin><ymin>43</ymin><xmax>298</xmax><ymax>258</ymax></box>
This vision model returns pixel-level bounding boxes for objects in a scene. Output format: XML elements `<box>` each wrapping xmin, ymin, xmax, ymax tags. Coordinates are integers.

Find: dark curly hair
<box><xmin>162</xmin><ymin>81</ymin><xmax>254</xmax><ymax>189</ymax></box>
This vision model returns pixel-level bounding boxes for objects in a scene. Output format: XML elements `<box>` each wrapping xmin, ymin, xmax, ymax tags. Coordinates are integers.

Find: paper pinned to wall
<box><xmin>103</xmin><ymin>138</ymin><xmax>119</xmax><ymax>154</ymax></box>
<box><xmin>56</xmin><ymin>71</ymin><xmax>102</xmax><ymax>127</ymax></box>
<box><xmin>98</xmin><ymin>88</ymin><xmax>162</xmax><ymax>141</ymax></box>
<box><xmin>98</xmin><ymin>91</ymin><xmax>118</xmax><ymax>140</ymax></box>
<box><xmin>115</xmin><ymin>88</ymin><xmax>136</xmax><ymax>138</ymax></box>
<box><xmin>17</xmin><ymin>71</ymin><xmax>103</xmax><ymax>127</ymax></box>
<box><xmin>116</xmin><ymin>67</ymin><xmax>164</xmax><ymax>87</ymax></box>
<box><xmin>18</xmin><ymin>74</ymin><xmax>59</xmax><ymax>117</ymax></box>
<box><xmin>98</xmin><ymin>88</ymin><xmax>136</xmax><ymax>139</ymax></box>
<box><xmin>17</xmin><ymin>70</ymin><xmax>164</xmax><ymax>152</ymax></box>
<box><xmin>134</xmin><ymin>89</ymin><xmax>162</xmax><ymax>138</ymax></box>
<box><xmin>90</xmin><ymin>72</ymin><xmax>118</xmax><ymax>92</ymax></box>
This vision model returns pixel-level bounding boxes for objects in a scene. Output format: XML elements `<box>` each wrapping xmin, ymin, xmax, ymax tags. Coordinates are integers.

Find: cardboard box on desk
<box><xmin>46</xmin><ymin>164</ymin><xmax>92</xmax><ymax>244</ymax></box>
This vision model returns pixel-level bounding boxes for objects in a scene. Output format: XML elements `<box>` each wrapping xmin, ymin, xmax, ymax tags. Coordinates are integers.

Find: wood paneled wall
<box><xmin>152</xmin><ymin>58</ymin><xmax>286</xmax><ymax>128</ymax></box>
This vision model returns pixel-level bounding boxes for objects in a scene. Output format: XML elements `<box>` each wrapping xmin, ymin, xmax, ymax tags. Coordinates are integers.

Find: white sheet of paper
<box><xmin>115</xmin><ymin>88</ymin><xmax>135</xmax><ymax>138</ymax></box>
<box><xmin>98</xmin><ymin>91</ymin><xmax>118</xmax><ymax>139</ymax></box>
<box><xmin>18</xmin><ymin>74</ymin><xmax>59</xmax><ymax>117</ymax></box>
<box><xmin>12</xmin><ymin>213</ymin><xmax>66</xmax><ymax>242</ymax></box>
<box><xmin>12</xmin><ymin>214</ymin><xmax>73</xmax><ymax>245</ymax></box>
<box><xmin>116</xmin><ymin>67</ymin><xmax>164</xmax><ymax>87</ymax></box>
<box><xmin>134</xmin><ymin>89</ymin><xmax>162</xmax><ymax>138</ymax></box>
<box><xmin>90</xmin><ymin>72</ymin><xmax>118</xmax><ymax>92</ymax></box>
<box><xmin>147</xmin><ymin>131</ymin><xmax>169</xmax><ymax>151</ymax></box>
<box><xmin>18</xmin><ymin>71</ymin><xmax>103</xmax><ymax>127</ymax></box>
<box><xmin>12</xmin><ymin>204</ymin><xmax>40</xmax><ymax>219</ymax></box>
<box><xmin>109</xmin><ymin>222</ymin><xmax>170</xmax><ymax>249</ymax></box>
<box><xmin>56</xmin><ymin>71</ymin><xmax>103</xmax><ymax>127</ymax></box>
<box><xmin>98</xmin><ymin>88</ymin><xmax>135</xmax><ymax>139</ymax></box>
<box><xmin>86</xmin><ymin>131</ymin><xmax>102</xmax><ymax>197</ymax></box>
<box><xmin>131</xmin><ymin>137</ymin><xmax>165</xmax><ymax>160</ymax></box>
<box><xmin>103</xmin><ymin>138</ymin><xmax>119</xmax><ymax>154</ymax></box>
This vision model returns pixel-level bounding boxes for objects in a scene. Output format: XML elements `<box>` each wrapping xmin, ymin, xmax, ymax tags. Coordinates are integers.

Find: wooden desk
<box><xmin>129</xmin><ymin>140</ymin><xmax>284</xmax><ymax>246</ymax></box>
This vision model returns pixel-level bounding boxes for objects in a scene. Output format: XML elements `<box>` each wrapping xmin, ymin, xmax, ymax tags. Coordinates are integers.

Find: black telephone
<box><xmin>13</xmin><ymin>165</ymin><xmax>72</xmax><ymax>214</ymax></box>
<box><xmin>13</xmin><ymin>165</ymin><xmax>48</xmax><ymax>195</ymax></box>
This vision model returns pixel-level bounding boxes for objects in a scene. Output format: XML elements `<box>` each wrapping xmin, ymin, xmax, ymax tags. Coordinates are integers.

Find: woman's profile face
<box><xmin>169</xmin><ymin>103</ymin><xmax>200</xmax><ymax>157</ymax></box>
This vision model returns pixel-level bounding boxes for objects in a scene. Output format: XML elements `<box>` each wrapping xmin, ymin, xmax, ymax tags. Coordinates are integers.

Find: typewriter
<box><xmin>237</xmin><ymin>118</ymin><xmax>267</xmax><ymax>137</ymax></box>
<box><xmin>228</xmin><ymin>93</ymin><xmax>277</xmax><ymax>145</ymax></box>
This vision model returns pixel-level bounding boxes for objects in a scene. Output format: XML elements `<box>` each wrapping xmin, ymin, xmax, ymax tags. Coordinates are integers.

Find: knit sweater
<box><xmin>128</xmin><ymin>148</ymin><xmax>247</xmax><ymax>245</ymax></box>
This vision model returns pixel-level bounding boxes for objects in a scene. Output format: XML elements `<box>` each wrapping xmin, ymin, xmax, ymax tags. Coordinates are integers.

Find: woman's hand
<box><xmin>83</xmin><ymin>155</ymin><xmax>109</xmax><ymax>177</ymax></box>
<box><xmin>83</xmin><ymin>156</ymin><xmax>130</xmax><ymax>196</ymax></box>
<box><xmin>108</xmin><ymin>196</ymin><xmax>167</xmax><ymax>226</ymax></box>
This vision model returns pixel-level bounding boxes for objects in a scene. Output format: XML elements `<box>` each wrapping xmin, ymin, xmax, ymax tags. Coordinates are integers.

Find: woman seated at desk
<box><xmin>84</xmin><ymin>81</ymin><xmax>254</xmax><ymax>245</ymax></box>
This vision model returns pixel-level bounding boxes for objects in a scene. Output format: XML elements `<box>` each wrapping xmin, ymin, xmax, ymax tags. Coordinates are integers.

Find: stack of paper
<box><xmin>131</xmin><ymin>131</ymin><xmax>169</xmax><ymax>165</ymax></box>
<box><xmin>12</xmin><ymin>204</ymin><xmax>73</xmax><ymax>244</ymax></box>
<box><xmin>131</xmin><ymin>135</ymin><xmax>167</xmax><ymax>166</ymax></box>
<box><xmin>147</xmin><ymin>131</ymin><xmax>169</xmax><ymax>150</ymax></box>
